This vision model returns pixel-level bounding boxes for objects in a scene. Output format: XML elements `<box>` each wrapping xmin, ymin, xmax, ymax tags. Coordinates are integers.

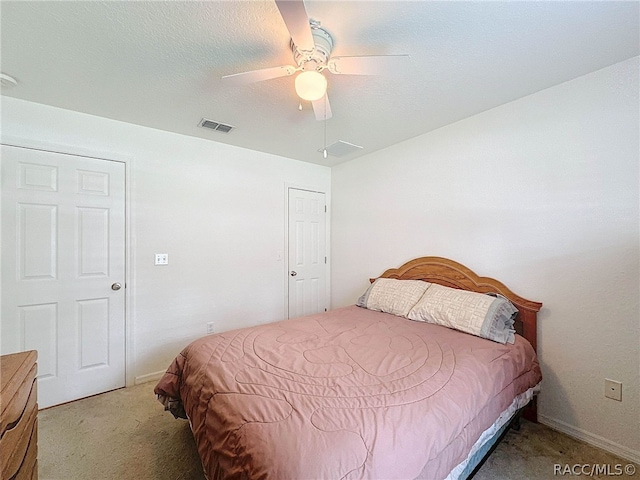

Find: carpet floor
<box><xmin>38</xmin><ymin>382</ymin><xmax>638</xmax><ymax>480</ymax></box>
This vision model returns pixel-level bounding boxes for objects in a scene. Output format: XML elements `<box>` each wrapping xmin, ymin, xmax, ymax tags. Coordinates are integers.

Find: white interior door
<box><xmin>1</xmin><ymin>145</ymin><xmax>126</xmax><ymax>408</ymax></box>
<box><xmin>288</xmin><ymin>188</ymin><xmax>327</xmax><ymax>318</ymax></box>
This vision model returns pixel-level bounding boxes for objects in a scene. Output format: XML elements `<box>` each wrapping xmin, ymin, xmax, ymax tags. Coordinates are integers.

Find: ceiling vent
<box><xmin>198</xmin><ymin>118</ymin><xmax>235</xmax><ymax>134</ymax></box>
<box><xmin>318</xmin><ymin>140</ymin><xmax>363</xmax><ymax>157</ymax></box>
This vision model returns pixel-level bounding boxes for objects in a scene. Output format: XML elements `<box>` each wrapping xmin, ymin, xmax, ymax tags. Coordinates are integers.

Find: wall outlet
<box><xmin>604</xmin><ymin>379</ymin><xmax>622</xmax><ymax>401</ymax></box>
<box><xmin>206</xmin><ymin>322</ymin><xmax>215</xmax><ymax>334</ymax></box>
<box><xmin>154</xmin><ymin>253</ymin><xmax>169</xmax><ymax>265</ymax></box>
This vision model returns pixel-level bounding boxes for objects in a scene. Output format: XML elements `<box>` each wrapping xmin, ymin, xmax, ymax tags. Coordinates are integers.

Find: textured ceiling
<box><xmin>1</xmin><ymin>1</ymin><xmax>638</xmax><ymax>166</ymax></box>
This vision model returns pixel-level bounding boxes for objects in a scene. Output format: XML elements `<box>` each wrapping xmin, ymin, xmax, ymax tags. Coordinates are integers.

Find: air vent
<box><xmin>198</xmin><ymin>118</ymin><xmax>235</xmax><ymax>134</ymax></box>
<box><xmin>318</xmin><ymin>140</ymin><xmax>363</xmax><ymax>157</ymax></box>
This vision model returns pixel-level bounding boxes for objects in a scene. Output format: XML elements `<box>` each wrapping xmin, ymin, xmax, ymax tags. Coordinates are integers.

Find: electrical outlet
<box><xmin>605</xmin><ymin>379</ymin><xmax>622</xmax><ymax>401</ymax></box>
<box><xmin>154</xmin><ymin>254</ymin><xmax>169</xmax><ymax>265</ymax></box>
<box><xmin>206</xmin><ymin>322</ymin><xmax>215</xmax><ymax>334</ymax></box>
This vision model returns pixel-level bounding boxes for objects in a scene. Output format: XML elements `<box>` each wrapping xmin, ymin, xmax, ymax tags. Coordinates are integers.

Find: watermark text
<box><xmin>553</xmin><ymin>464</ymin><xmax>636</xmax><ymax>476</ymax></box>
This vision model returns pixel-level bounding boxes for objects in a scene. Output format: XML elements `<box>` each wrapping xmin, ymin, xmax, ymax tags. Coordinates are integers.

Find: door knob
<box><xmin>290</xmin><ymin>271</ymin><xmax>297</xmax><ymax>277</ymax></box>
<box><xmin>111</xmin><ymin>282</ymin><xmax>122</xmax><ymax>291</ymax></box>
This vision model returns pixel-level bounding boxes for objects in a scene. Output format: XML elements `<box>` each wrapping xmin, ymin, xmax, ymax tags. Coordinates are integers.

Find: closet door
<box><xmin>288</xmin><ymin>188</ymin><xmax>327</xmax><ymax>318</ymax></box>
<box><xmin>1</xmin><ymin>145</ymin><xmax>126</xmax><ymax>408</ymax></box>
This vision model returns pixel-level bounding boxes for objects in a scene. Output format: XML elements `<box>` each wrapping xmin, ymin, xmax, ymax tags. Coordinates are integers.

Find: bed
<box><xmin>155</xmin><ymin>256</ymin><xmax>542</xmax><ymax>479</ymax></box>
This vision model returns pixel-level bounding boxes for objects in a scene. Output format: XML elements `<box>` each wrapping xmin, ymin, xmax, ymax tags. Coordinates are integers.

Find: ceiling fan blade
<box><xmin>275</xmin><ymin>0</ymin><xmax>315</xmax><ymax>52</ymax></box>
<box><xmin>312</xmin><ymin>93</ymin><xmax>332</xmax><ymax>121</ymax></box>
<box><xmin>221</xmin><ymin>65</ymin><xmax>296</xmax><ymax>85</ymax></box>
<box><xmin>327</xmin><ymin>55</ymin><xmax>410</xmax><ymax>75</ymax></box>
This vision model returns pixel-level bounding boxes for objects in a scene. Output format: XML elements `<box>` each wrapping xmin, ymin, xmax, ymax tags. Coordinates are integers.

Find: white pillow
<box><xmin>357</xmin><ymin>278</ymin><xmax>431</xmax><ymax>317</ymax></box>
<box><xmin>407</xmin><ymin>284</ymin><xmax>518</xmax><ymax>344</ymax></box>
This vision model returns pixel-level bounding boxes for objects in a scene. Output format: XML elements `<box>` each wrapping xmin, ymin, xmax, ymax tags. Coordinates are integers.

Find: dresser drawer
<box><xmin>1</xmin><ymin>351</ymin><xmax>38</xmax><ymax>480</ymax></box>
<box><xmin>14</xmin><ymin>418</ymin><xmax>38</xmax><ymax>480</ymax></box>
<box><xmin>0</xmin><ymin>363</ymin><xmax>36</xmax><ymax>434</ymax></box>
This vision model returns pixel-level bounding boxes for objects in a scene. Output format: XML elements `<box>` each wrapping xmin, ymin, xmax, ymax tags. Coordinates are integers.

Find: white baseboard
<box><xmin>134</xmin><ymin>370</ymin><xmax>165</xmax><ymax>385</ymax></box>
<box><xmin>539</xmin><ymin>414</ymin><xmax>640</xmax><ymax>464</ymax></box>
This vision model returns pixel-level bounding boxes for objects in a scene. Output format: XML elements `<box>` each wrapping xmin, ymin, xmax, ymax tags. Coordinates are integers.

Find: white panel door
<box><xmin>1</xmin><ymin>145</ymin><xmax>126</xmax><ymax>408</ymax></box>
<box><xmin>288</xmin><ymin>188</ymin><xmax>326</xmax><ymax>318</ymax></box>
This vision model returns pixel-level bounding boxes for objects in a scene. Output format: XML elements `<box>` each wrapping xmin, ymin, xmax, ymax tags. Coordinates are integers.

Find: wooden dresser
<box><xmin>1</xmin><ymin>350</ymin><xmax>38</xmax><ymax>480</ymax></box>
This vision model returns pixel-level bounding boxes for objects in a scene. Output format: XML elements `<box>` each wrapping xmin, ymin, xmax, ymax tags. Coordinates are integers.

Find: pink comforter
<box><xmin>155</xmin><ymin>306</ymin><xmax>541</xmax><ymax>480</ymax></box>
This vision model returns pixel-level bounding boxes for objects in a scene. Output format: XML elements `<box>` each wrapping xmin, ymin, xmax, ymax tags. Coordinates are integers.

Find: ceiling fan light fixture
<box><xmin>295</xmin><ymin>71</ymin><xmax>327</xmax><ymax>101</ymax></box>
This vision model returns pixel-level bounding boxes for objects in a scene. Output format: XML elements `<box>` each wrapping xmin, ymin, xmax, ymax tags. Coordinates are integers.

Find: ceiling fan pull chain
<box><xmin>323</xmin><ymin>94</ymin><xmax>328</xmax><ymax>159</ymax></box>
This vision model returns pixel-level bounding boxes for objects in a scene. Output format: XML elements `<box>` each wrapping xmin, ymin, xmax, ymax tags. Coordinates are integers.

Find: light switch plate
<box><xmin>155</xmin><ymin>253</ymin><xmax>169</xmax><ymax>265</ymax></box>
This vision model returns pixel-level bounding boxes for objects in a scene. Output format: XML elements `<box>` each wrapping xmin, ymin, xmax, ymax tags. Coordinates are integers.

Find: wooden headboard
<box><xmin>372</xmin><ymin>256</ymin><xmax>542</xmax><ymax>352</ymax></box>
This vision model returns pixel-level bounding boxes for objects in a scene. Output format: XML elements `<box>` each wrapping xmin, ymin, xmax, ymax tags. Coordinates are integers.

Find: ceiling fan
<box><xmin>222</xmin><ymin>0</ymin><xmax>409</xmax><ymax>121</ymax></box>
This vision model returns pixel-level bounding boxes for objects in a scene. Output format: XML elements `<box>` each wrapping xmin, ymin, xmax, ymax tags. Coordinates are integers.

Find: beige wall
<box><xmin>331</xmin><ymin>57</ymin><xmax>640</xmax><ymax>461</ymax></box>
